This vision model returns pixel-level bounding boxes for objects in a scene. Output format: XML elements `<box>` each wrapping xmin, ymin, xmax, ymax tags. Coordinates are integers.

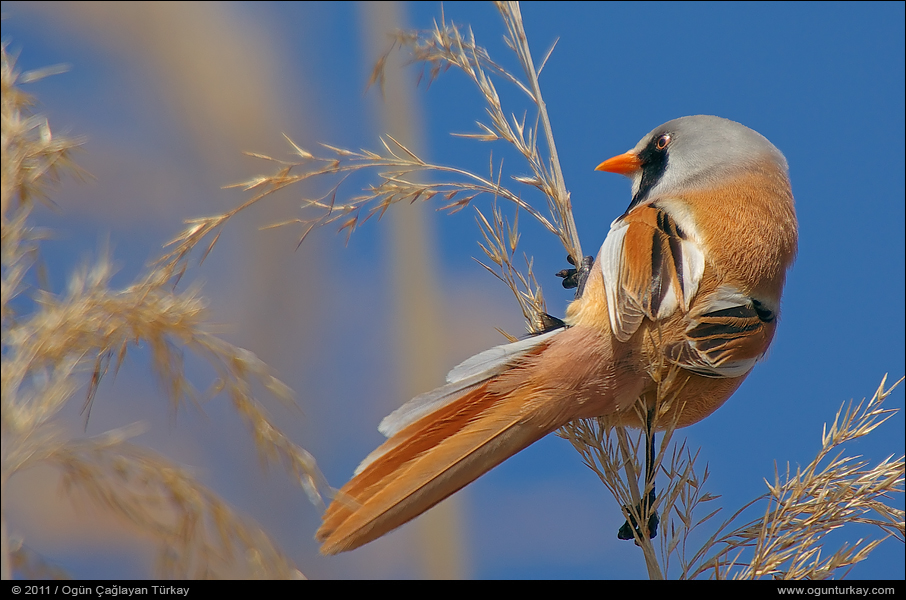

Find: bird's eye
<box><xmin>655</xmin><ymin>134</ymin><xmax>671</xmax><ymax>150</ymax></box>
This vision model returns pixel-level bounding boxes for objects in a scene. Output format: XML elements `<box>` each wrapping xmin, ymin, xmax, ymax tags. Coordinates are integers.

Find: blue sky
<box><xmin>3</xmin><ymin>1</ymin><xmax>903</xmax><ymax>579</ymax></box>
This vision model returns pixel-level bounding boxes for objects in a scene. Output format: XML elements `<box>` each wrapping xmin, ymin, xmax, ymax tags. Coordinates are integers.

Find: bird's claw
<box><xmin>617</xmin><ymin>489</ymin><xmax>659</xmax><ymax>542</ymax></box>
<box><xmin>556</xmin><ymin>255</ymin><xmax>595</xmax><ymax>299</ymax></box>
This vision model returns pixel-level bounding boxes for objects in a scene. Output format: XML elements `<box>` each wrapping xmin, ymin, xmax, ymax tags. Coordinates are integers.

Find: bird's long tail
<box><xmin>316</xmin><ymin>329</ymin><xmax>580</xmax><ymax>555</ymax></box>
<box><xmin>317</xmin><ymin>381</ymin><xmax>570</xmax><ymax>554</ymax></box>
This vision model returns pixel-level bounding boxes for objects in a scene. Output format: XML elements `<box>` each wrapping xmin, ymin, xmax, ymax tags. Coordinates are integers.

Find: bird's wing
<box><xmin>599</xmin><ymin>204</ymin><xmax>772</xmax><ymax>378</ymax></box>
<box><xmin>676</xmin><ymin>285</ymin><xmax>775</xmax><ymax>378</ymax></box>
<box><xmin>600</xmin><ymin>205</ymin><xmax>704</xmax><ymax>341</ymax></box>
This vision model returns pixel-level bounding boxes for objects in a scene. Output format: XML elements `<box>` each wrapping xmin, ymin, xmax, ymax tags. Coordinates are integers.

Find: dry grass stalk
<box><xmin>559</xmin><ymin>339</ymin><xmax>705</xmax><ymax>580</ymax></box>
<box><xmin>683</xmin><ymin>375</ymin><xmax>904</xmax><ymax>580</ymax></box>
<box><xmin>2</xmin><ymin>42</ymin><xmax>324</xmax><ymax>578</ymax></box>
<box><xmin>473</xmin><ymin>201</ymin><xmax>548</xmax><ymax>332</ymax></box>
<box><xmin>562</xmin><ymin>371</ymin><xmax>904</xmax><ymax>580</ymax></box>
<box><xmin>164</xmin><ymin>2</ymin><xmax>579</xmax><ymax>334</ymax></box>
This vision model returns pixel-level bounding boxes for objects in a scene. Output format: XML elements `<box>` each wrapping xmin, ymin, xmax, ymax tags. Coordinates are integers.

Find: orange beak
<box><xmin>595</xmin><ymin>152</ymin><xmax>642</xmax><ymax>175</ymax></box>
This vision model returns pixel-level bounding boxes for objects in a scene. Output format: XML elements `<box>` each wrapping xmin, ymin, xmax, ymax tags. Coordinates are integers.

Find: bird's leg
<box><xmin>555</xmin><ymin>254</ymin><xmax>595</xmax><ymax>299</ymax></box>
<box><xmin>643</xmin><ymin>406</ymin><xmax>660</xmax><ymax>538</ymax></box>
<box><xmin>618</xmin><ymin>407</ymin><xmax>660</xmax><ymax>541</ymax></box>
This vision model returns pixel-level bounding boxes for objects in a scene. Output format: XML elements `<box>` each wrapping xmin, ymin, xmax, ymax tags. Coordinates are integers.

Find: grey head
<box><xmin>621</xmin><ymin>115</ymin><xmax>789</xmax><ymax>211</ymax></box>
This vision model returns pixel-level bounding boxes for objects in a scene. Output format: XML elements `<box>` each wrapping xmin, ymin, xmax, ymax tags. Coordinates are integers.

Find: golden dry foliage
<box><xmin>166</xmin><ymin>2</ymin><xmax>578</xmax><ymax>335</ymax></box>
<box><xmin>156</xmin><ymin>1</ymin><xmax>905</xmax><ymax>579</ymax></box>
<box><xmin>686</xmin><ymin>376</ymin><xmax>904</xmax><ymax>579</ymax></box>
<box><xmin>563</xmin><ymin>370</ymin><xmax>904</xmax><ymax>579</ymax></box>
<box><xmin>1</xmin><ymin>42</ymin><xmax>326</xmax><ymax>579</ymax></box>
<box><xmin>560</xmin><ymin>354</ymin><xmax>702</xmax><ymax>579</ymax></box>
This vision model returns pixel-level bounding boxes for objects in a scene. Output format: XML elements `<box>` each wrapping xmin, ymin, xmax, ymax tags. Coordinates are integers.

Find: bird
<box><xmin>316</xmin><ymin>115</ymin><xmax>798</xmax><ymax>555</ymax></box>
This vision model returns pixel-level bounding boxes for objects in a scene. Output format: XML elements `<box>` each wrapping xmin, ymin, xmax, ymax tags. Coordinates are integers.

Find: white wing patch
<box><xmin>679</xmin><ymin>238</ymin><xmax>705</xmax><ymax>311</ymax></box>
<box><xmin>600</xmin><ymin>222</ymin><xmax>640</xmax><ymax>342</ymax></box>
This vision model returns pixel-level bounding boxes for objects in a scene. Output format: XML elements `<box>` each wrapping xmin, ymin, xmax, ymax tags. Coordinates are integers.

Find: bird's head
<box><xmin>596</xmin><ymin>115</ymin><xmax>789</xmax><ymax>213</ymax></box>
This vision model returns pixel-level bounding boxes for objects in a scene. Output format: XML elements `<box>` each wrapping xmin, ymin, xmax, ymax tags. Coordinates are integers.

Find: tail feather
<box><xmin>315</xmin><ymin>324</ymin><xmax>623</xmax><ymax>555</ymax></box>
<box><xmin>357</xmin><ymin>378</ymin><xmax>487</xmax><ymax>476</ymax></box>
<box><xmin>319</xmin><ymin>383</ymin><xmax>500</xmax><ymax>539</ymax></box>
<box><xmin>316</xmin><ymin>383</ymin><xmax>562</xmax><ymax>554</ymax></box>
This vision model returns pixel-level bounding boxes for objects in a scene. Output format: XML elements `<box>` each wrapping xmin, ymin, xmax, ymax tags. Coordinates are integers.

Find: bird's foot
<box><xmin>556</xmin><ymin>255</ymin><xmax>595</xmax><ymax>299</ymax></box>
<box><xmin>617</xmin><ymin>489</ymin><xmax>659</xmax><ymax>541</ymax></box>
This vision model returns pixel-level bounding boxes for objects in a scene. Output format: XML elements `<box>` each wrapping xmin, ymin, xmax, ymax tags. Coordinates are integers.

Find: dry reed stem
<box><xmin>164</xmin><ymin>3</ymin><xmax>579</xmax><ymax>334</ymax></box>
<box><xmin>2</xmin><ymin>42</ymin><xmax>324</xmax><ymax>578</ymax></box>
<box><xmin>559</xmin><ymin>338</ymin><xmax>698</xmax><ymax>579</ymax></box>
